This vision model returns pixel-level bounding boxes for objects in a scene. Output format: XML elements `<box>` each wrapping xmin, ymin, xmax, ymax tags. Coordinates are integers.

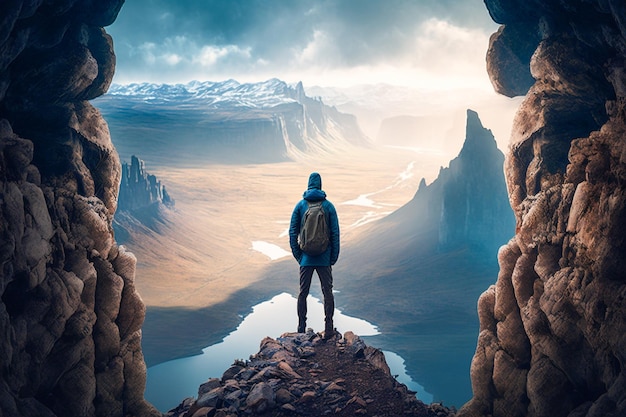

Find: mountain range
<box><xmin>307</xmin><ymin>84</ymin><xmax>522</xmax><ymax>156</ymax></box>
<box><xmin>93</xmin><ymin>79</ymin><xmax>370</xmax><ymax>166</ymax></box>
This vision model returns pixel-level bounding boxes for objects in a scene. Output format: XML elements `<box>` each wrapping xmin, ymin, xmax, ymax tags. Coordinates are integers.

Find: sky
<box><xmin>105</xmin><ymin>0</ymin><xmax>523</xmax><ymax>150</ymax></box>
<box><xmin>107</xmin><ymin>0</ymin><xmax>500</xmax><ymax>89</ymax></box>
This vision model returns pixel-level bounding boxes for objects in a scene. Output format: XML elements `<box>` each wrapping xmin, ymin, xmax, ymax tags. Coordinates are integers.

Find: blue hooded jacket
<box><xmin>289</xmin><ymin>172</ymin><xmax>340</xmax><ymax>266</ymax></box>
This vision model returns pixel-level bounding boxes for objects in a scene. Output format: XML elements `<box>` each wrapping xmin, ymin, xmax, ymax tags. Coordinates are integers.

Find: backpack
<box><xmin>299</xmin><ymin>201</ymin><xmax>329</xmax><ymax>256</ymax></box>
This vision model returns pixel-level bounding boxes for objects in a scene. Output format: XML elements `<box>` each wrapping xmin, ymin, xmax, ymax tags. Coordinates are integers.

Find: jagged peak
<box><xmin>465</xmin><ymin>109</ymin><xmax>484</xmax><ymax>131</ymax></box>
<box><xmin>459</xmin><ymin>108</ymin><xmax>499</xmax><ymax>158</ymax></box>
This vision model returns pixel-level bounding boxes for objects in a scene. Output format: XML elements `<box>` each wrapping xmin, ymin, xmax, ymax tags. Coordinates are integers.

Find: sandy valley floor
<box><xmin>120</xmin><ymin>145</ymin><xmax>449</xmax><ymax>308</ymax></box>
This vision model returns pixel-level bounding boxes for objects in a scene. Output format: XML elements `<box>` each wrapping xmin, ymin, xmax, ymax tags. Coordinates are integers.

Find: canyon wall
<box><xmin>459</xmin><ymin>1</ymin><xmax>626</xmax><ymax>417</ymax></box>
<box><xmin>0</xmin><ymin>1</ymin><xmax>159</xmax><ymax>416</ymax></box>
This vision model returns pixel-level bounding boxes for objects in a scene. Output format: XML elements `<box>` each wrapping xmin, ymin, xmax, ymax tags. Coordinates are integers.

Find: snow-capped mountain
<box><xmin>95</xmin><ymin>79</ymin><xmax>370</xmax><ymax>165</ymax></box>
<box><xmin>107</xmin><ymin>78</ymin><xmax>298</xmax><ymax>108</ymax></box>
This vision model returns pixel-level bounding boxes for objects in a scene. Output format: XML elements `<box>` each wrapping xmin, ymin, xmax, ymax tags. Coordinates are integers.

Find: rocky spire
<box><xmin>118</xmin><ymin>155</ymin><xmax>174</xmax><ymax>212</ymax></box>
<box><xmin>294</xmin><ymin>80</ymin><xmax>306</xmax><ymax>103</ymax></box>
<box><xmin>403</xmin><ymin>109</ymin><xmax>514</xmax><ymax>255</ymax></box>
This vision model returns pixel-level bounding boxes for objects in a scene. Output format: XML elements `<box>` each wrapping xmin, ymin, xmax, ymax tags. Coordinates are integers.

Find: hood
<box><xmin>303</xmin><ymin>172</ymin><xmax>327</xmax><ymax>201</ymax></box>
<box><xmin>307</xmin><ymin>172</ymin><xmax>322</xmax><ymax>190</ymax></box>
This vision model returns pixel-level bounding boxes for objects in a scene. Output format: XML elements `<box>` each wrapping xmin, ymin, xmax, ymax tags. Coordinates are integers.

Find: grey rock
<box><xmin>197</xmin><ymin>387</ymin><xmax>224</xmax><ymax>408</ymax></box>
<box><xmin>198</xmin><ymin>378</ymin><xmax>222</xmax><ymax>397</ymax></box>
<box><xmin>245</xmin><ymin>382</ymin><xmax>275</xmax><ymax>413</ymax></box>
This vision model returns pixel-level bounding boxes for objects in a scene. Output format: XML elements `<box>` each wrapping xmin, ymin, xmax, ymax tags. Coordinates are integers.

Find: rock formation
<box><xmin>0</xmin><ymin>2</ymin><xmax>159</xmax><ymax>416</ymax></box>
<box><xmin>390</xmin><ymin>109</ymin><xmax>514</xmax><ymax>256</ymax></box>
<box><xmin>329</xmin><ymin>109</ymin><xmax>514</xmax><ymax>407</ymax></box>
<box><xmin>166</xmin><ymin>330</ymin><xmax>453</xmax><ymax>417</ymax></box>
<box><xmin>459</xmin><ymin>2</ymin><xmax>626</xmax><ymax>417</ymax></box>
<box><xmin>118</xmin><ymin>155</ymin><xmax>173</xmax><ymax>212</ymax></box>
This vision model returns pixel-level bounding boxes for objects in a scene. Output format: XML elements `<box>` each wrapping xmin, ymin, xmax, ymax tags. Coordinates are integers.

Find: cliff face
<box><xmin>0</xmin><ymin>2</ymin><xmax>158</xmax><ymax>416</ymax></box>
<box><xmin>460</xmin><ymin>2</ymin><xmax>626</xmax><ymax>417</ymax></box>
<box><xmin>94</xmin><ymin>79</ymin><xmax>370</xmax><ymax>165</ymax></box>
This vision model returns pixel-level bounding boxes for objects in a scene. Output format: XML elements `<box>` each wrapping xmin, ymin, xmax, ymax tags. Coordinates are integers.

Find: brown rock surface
<box><xmin>460</xmin><ymin>1</ymin><xmax>626</xmax><ymax>417</ymax></box>
<box><xmin>0</xmin><ymin>1</ymin><xmax>159</xmax><ymax>416</ymax></box>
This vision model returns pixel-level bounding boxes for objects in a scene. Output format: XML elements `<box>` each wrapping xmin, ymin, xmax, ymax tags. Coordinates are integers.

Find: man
<box><xmin>289</xmin><ymin>172</ymin><xmax>340</xmax><ymax>338</ymax></box>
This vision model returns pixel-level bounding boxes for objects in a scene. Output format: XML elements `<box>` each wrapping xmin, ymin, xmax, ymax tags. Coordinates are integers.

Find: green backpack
<box><xmin>299</xmin><ymin>201</ymin><xmax>329</xmax><ymax>256</ymax></box>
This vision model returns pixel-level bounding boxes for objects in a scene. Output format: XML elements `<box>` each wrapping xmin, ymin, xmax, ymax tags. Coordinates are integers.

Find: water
<box><xmin>145</xmin><ymin>292</ymin><xmax>432</xmax><ymax>411</ymax></box>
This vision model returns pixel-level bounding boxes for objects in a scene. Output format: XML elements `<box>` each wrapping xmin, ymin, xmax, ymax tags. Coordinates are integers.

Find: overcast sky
<box><xmin>107</xmin><ymin>0</ymin><xmax>500</xmax><ymax>90</ymax></box>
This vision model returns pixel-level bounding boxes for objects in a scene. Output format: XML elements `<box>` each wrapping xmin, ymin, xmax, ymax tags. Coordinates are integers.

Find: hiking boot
<box><xmin>298</xmin><ymin>322</ymin><xmax>306</xmax><ymax>333</ymax></box>
<box><xmin>323</xmin><ymin>327</ymin><xmax>336</xmax><ymax>340</ymax></box>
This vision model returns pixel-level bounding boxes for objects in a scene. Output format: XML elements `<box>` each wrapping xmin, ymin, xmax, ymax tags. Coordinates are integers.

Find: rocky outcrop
<box><xmin>119</xmin><ymin>155</ymin><xmax>173</xmax><ymax>212</ymax></box>
<box><xmin>0</xmin><ymin>2</ymin><xmax>158</xmax><ymax>416</ymax></box>
<box><xmin>460</xmin><ymin>2</ymin><xmax>626</xmax><ymax>417</ymax></box>
<box><xmin>166</xmin><ymin>330</ymin><xmax>453</xmax><ymax>417</ymax></box>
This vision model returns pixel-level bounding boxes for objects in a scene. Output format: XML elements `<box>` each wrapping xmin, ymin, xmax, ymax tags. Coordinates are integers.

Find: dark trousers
<box><xmin>297</xmin><ymin>266</ymin><xmax>334</xmax><ymax>331</ymax></box>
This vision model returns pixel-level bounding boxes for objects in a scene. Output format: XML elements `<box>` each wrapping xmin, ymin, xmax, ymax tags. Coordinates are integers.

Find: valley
<box><xmin>121</xmin><ymin>146</ymin><xmax>445</xmax><ymax>309</ymax></box>
<box><xmin>116</xmin><ymin>141</ymin><xmax>503</xmax><ymax>407</ymax></box>
<box><xmin>98</xmin><ymin>80</ymin><xmax>515</xmax><ymax>408</ymax></box>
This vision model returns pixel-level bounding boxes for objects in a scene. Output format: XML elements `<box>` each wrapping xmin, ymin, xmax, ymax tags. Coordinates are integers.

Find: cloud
<box><xmin>294</xmin><ymin>30</ymin><xmax>337</xmax><ymax>67</ymax></box>
<box><xmin>106</xmin><ymin>0</ymin><xmax>499</xmax><ymax>86</ymax></box>
<box><xmin>410</xmin><ymin>18</ymin><xmax>492</xmax><ymax>80</ymax></box>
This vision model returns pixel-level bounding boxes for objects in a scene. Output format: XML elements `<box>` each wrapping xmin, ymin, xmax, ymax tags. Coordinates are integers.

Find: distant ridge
<box><xmin>95</xmin><ymin>79</ymin><xmax>370</xmax><ymax>165</ymax></box>
<box><xmin>107</xmin><ymin>78</ymin><xmax>302</xmax><ymax>108</ymax></box>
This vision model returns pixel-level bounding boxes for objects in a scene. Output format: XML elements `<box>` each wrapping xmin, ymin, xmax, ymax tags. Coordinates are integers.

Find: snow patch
<box><xmin>342</xmin><ymin>193</ymin><xmax>381</xmax><ymax>208</ymax></box>
<box><xmin>251</xmin><ymin>241</ymin><xmax>290</xmax><ymax>260</ymax></box>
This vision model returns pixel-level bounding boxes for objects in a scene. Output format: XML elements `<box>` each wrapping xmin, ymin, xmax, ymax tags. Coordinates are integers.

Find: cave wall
<box><xmin>459</xmin><ymin>1</ymin><xmax>626</xmax><ymax>417</ymax></box>
<box><xmin>0</xmin><ymin>1</ymin><xmax>159</xmax><ymax>416</ymax></box>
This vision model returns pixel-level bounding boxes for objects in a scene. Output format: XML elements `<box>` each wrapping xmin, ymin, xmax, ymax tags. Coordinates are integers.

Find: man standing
<box><xmin>289</xmin><ymin>172</ymin><xmax>340</xmax><ymax>338</ymax></box>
